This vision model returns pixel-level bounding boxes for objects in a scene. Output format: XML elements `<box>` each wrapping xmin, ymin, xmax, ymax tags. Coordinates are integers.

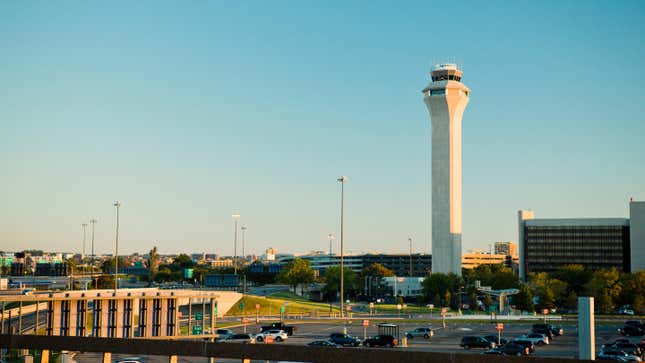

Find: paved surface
<box><xmin>69</xmin><ymin>320</ymin><xmax>644</xmax><ymax>362</ymax></box>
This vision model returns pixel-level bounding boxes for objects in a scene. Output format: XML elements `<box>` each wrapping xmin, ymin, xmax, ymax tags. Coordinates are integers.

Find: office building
<box><xmin>461</xmin><ymin>251</ymin><xmax>518</xmax><ymax>270</ymax></box>
<box><xmin>423</xmin><ymin>63</ymin><xmax>471</xmax><ymax>275</ymax></box>
<box><xmin>494</xmin><ymin>241</ymin><xmax>517</xmax><ymax>256</ymax></box>
<box><xmin>518</xmin><ymin>200</ymin><xmax>645</xmax><ymax>279</ymax></box>
<box><xmin>362</xmin><ymin>254</ymin><xmax>432</xmax><ymax>277</ymax></box>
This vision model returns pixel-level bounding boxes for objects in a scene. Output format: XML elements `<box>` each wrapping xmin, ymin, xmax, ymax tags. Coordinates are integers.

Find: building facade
<box><xmin>461</xmin><ymin>252</ymin><xmax>518</xmax><ymax>270</ymax></box>
<box><xmin>278</xmin><ymin>253</ymin><xmax>431</xmax><ymax>277</ymax></box>
<box><xmin>423</xmin><ymin>63</ymin><xmax>470</xmax><ymax>275</ymax></box>
<box><xmin>494</xmin><ymin>242</ymin><xmax>517</xmax><ymax>256</ymax></box>
<box><xmin>630</xmin><ymin>201</ymin><xmax>645</xmax><ymax>272</ymax></box>
<box><xmin>518</xmin><ymin>212</ymin><xmax>634</xmax><ymax>279</ymax></box>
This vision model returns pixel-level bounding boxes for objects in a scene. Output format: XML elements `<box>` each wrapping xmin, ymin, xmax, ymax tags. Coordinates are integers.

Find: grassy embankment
<box><xmin>224</xmin><ymin>291</ymin><xmax>339</xmax><ymax>317</ymax></box>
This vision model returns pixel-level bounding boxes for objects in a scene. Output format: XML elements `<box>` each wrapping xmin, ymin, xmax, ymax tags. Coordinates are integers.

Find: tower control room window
<box><xmin>430</xmin><ymin>89</ymin><xmax>445</xmax><ymax>96</ymax></box>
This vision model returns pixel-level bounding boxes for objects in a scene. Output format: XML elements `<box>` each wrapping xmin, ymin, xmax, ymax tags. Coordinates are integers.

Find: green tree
<box><xmin>422</xmin><ymin>273</ymin><xmax>462</xmax><ymax>307</ymax></box>
<box><xmin>361</xmin><ymin>263</ymin><xmax>395</xmax><ymax>278</ymax></box>
<box><xmin>584</xmin><ymin>268</ymin><xmax>622</xmax><ymax>313</ymax></box>
<box><xmin>322</xmin><ymin>266</ymin><xmax>358</xmax><ymax>299</ymax></box>
<box><xmin>173</xmin><ymin>254</ymin><xmax>194</xmax><ymax>268</ymax></box>
<box><xmin>148</xmin><ymin>246</ymin><xmax>159</xmax><ymax>280</ymax></box>
<box><xmin>361</xmin><ymin>263</ymin><xmax>394</xmax><ymax>298</ymax></box>
<box><xmin>276</xmin><ymin>258</ymin><xmax>315</xmax><ymax>293</ymax></box>
<box><xmin>617</xmin><ymin>270</ymin><xmax>645</xmax><ymax>313</ymax></box>
<box><xmin>552</xmin><ymin>264</ymin><xmax>592</xmax><ymax>296</ymax></box>
<box><xmin>513</xmin><ymin>283</ymin><xmax>534</xmax><ymax>312</ymax></box>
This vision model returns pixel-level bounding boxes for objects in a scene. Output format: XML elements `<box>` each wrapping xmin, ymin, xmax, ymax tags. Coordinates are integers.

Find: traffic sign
<box><xmin>195</xmin><ymin>312</ymin><xmax>203</xmax><ymax>321</ymax></box>
<box><xmin>238</xmin><ymin>302</ymin><xmax>245</xmax><ymax>310</ymax></box>
<box><xmin>363</xmin><ymin>320</ymin><xmax>369</xmax><ymax>327</ymax></box>
<box><xmin>397</xmin><ymin>304</ymin><xmax>402</xmax><ymax>310</ymax></box>
<box><xmin>346</xmin><ymin>305</ymin><xmax>351</xmax><ymax>311</ymax></box>
<box><xmin>242</xmin><ymin>317</ymin><xmax>249</xmax><ymax>324</ymax></box>
<box><xmin>542</xmin><ymin>309</ymin><xmax>549</xmax><ymax>315</ymax></box>
<box><xmin>192</xmin><ymin>325</ymin><xmax>202</xmax><ymax>335</ymax></box>
<box><xmin>428</xmin><ymin>304</ymin><xmax>434</xmax><ymax>309</ymax></box>
<box><xmin>402</xmin><ymin>304</ymin><xmax>407</xmax><ymax>309</ymax></box>
<box><xmin>496</xmin><ymin>323</ymin><xmax>504</xmax><ymax>331</ymax></box>
<box><xmin>280</xmin><ymin>305</ymin><xmax>286</xmax><ymax>314</ymax></box>
<box><xmin>255</xmin><ymin>303</ymin><xmax>260</xmax><ymax>310</ymax></box>
<box><xmin>265</xmin><ymin>336</ymin><xmax>274</xmax><ymax>344</ymax></box>
<box><xmin>441</xmin><ymin>307</ymin><xmax>447</xmax><ymax>316</ymax></box>
<box><xmin>369</xmin><ymin>302</ymin><xmax>374</xmax><ymax>308</ymax></box>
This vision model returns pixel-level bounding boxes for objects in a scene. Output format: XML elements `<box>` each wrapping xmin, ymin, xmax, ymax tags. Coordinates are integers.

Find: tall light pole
<box><xmin>90</xmin><ymin>219</ymin><xmax>98</xmax><ymax>260</ymax></box>
<box><xmin>82</xmin><ymin>223</ymin><xmax>88</xmax><ymax>259</ymax></box>
<box><xmin>232</xmin><ymin>213</ymin><xmax>240</xmax><ymax>275</ymax></box>
<box><xmin>241</xmin><ymin>225</ymin><xmax>247</xmax><ymax>294</ymax></box>
<box><xmin>113</xmin><ymin>201</ymin><xmax>121</xmax><ymax>292</ymax></box>
<box><xmin>327</xmin><ymin>234</ymin><xmax>334</xmax><ymax>256</ymax></box>
<box><xmin>409</xmin><ymin>237</ymin><xmax>413</xmax><ymax>277</ymax></box>
<box><xmin>337</xmin><ymin>176</ymin><xmax>348</xmax><ymax>318</ymax></box>
<box><xmin>241</xmin><ymin>226</ymin><xmax>247</xmax><ymax>263</ymax></box>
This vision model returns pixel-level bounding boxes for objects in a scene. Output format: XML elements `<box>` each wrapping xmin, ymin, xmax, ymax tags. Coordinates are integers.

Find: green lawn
<box><xmin>225</xmin><ymin>294</ymin><xmax>339</xmax><ymax>317</ymax></box>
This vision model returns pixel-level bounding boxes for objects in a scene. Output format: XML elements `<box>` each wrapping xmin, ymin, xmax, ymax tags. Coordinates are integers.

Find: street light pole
<box><xmin>327</xmin><ymin>234</ymin><xmax>334</xmax><ymax>256</ymax></box>
<box><xmin>241</xmin><ymin>225</ymin><xmax>247</xmax><ymax>294</ymax></box>
<box><xmin>232</xmin><ymin>213</ymin><xmax>240</xmax><ymax>275</ymax></box>
<box><xmin>90</xmin><ymin>219</ymin><xmax>98</xmax><ymax>260</ymax></box>
<box><xmin>337</xmin><ymin>176</ymin><xmax>347</xmax><ymax>318</ymax></box>
<box><xmin>82</xmin><ymin>223</ymin><xmax>88</xmax><ymax>259</ymax></box>
<box><xmin>409</xmin><ymin>237</ymin><xmax>413</xmax><ymax>277</ymax></box>
<box><xmin>113</xmin><ymin>201</ymin><xmax>121</xmax><ymax>292</ymax></box>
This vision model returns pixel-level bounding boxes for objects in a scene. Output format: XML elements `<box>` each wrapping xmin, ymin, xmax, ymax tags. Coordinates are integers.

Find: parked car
<box><xmin>307</xmin><ymin>340</ymin><xmax>340</xmax><ymax>347</ymax></box>
<box><xmin>620</xmin><ymin>325</ymin><xmax>645</xmax><ymax>337</ymax></box>
<box><xmin>260</xmin><ymin>322</ymin><xmax>296</xmax><ymax>336</ymax></box>
<box><xmin>501</xmin><ymin>342</ymin><xmax>531</xmax><ymax>357</ymax></box>
<box><xmin>460</xmin><ymin>336</ymin><xmax>495</xmax><ymax>350</ymax></box>
<box><xmin>405</xmin><ymin>327</ymin><xmax>434</xmax><ymax>339</ymax></box>
<box><xmin>223</xmin><ymin>333</ymin><xmax>255</xmax><ymax>343</ymax></box>
<box><xmin>363</xmin><ymin>334</ymin><xmax>398</xmax><ymax>347</ymax></box>
<box><xmin>483</xmin><ymin>335</ymin><xmax>508</xmax><ymax>346</ymax></box>
<box><xmin>597</xmin><ymin>349</ymin><xmax>642</xmax><ymax>362</ymax></box>
<box><xmin>328</xmin><ymin>333</ymin><xmax>362</xmax><ymax>347</ymax></box>
<box><xmin>532</xmin><ymin>324</ymin><xmax>559</xmax><ymax>338</ymax></box>
<box><xmin>513</xmin><ymin>339</ymin><xmax>536</xmax><ymax>354</ymax></box>
<box><xmin>255</xmin><ymin>329</ymin><xmax>288</xmax><ymax>342</ymax></box>
<box><xmin>214</xmin><ymin>329</ymin><xmax>234</xmax><ymax>341</ymax></box>
<box><xmin>534</xmin><ymin>323</ymin><xmax>563</xmax><ymax>336</ymax></box>
<box><xmin>602</xmin><ymin>342</ymin><xmax>642</xmax><ymax>357</ymax></box>
<box><xmin>481</xmin><ymin>348</ymin><xmax>503</xmax><ymax>355</ymax></box>
<box><xmin>520</xmin><ymin>333</ymin><xmax>550</xmax><ymax>345</ymax></box>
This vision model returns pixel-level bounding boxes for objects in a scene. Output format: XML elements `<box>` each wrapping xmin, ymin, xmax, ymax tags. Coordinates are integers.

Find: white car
<box><xmin>518</xmin><ymin>333</ymin><xmax>549</xmax><ymax>346</ymax></box>
<box><xmin>255</xmin><ymin>329</ymin><xmax>288</xmax><ymax>342</ymax></box>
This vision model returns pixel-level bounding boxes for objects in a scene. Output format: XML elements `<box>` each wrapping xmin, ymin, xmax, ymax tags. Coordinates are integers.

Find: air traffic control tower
<box><xmin>423</xmin><ymin>63</ymin><xmax>470</xmax><ymax>275</ymax></box>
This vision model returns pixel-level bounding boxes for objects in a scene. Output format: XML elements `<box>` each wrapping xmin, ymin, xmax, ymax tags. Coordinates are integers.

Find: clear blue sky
<box><xmin>1</xmin><ymin>1</ymin><xmax>644</xmax><ymax>256</ymax></box>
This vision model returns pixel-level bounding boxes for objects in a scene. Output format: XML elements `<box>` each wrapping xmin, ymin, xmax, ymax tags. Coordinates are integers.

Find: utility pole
<box><xmin>337</xmin><ymin>176</ymin><xmax>348</xmax><ymax>318</ymax></box>
<box><xmin>90</xmin><ymin>219</ymin><xmax>98</xmax><ymax>260</ymax></box>
<box><xmin>82</xmin><ymin>223</ymin><xmax>88</xmax><ymax>259</ymax></box>
<box><xmin>232</xmin><ymin>213</ymin><xmax>240</xmax><ymax>276</ymax></box>
<box><xmin>113</xmin><ymin>201</ymin><xmax>121</xmax><ymax>292</ymax></box>
<box><xmin>241</xmin><ymin>225</ymin><xmax>247</xmax><ymax>294</ymax></box>
<box><xmin>409</xmin><ymin>237</ymin><xmax>413</xmax><ymax>277</ymax></box>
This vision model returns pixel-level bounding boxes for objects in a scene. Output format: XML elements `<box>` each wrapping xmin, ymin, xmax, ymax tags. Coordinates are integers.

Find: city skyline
<box><xmin>2</xmin><ymin>2</ymin><xmax>644</xmax><ymax>255</ymax></box>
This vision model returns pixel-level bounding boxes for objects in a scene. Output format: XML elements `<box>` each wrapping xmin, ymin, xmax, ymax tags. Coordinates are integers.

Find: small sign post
<box><xmin>441</xmin><ymin>307</ymin><xmax>447</xmax><ymax>328</ymax></box>
<box><xmin>397</xmin><ymin>304</ymin><xmax>402</xmax><ymax>318</ymax></box>
<box><xmin>242</xmin><ymin>317</ymin><xmax>249</xmax><ymax>333</ymax></box>
<box><xmin>363</xmin><ymin>319</ymin><xmax>369</xmax><ymax>339</ymax></box>
<box><xmin>369</xmin><ymin>302</ymin><xmax>374</xmax><ymax>315</ymax></box>
<box><xmin>542</xmin><ymin>308</ymin><xmax>548</xmax><ymax>323</ymax></box>
<box><xmin>255</xmin><ymin>303</ymin><xmax>261</xmax><ymax>323</ymax></box>
<box><xmin>496</xmin><ymin>323</ymin><xmax>504</xmax><ymax>345</ymax></box>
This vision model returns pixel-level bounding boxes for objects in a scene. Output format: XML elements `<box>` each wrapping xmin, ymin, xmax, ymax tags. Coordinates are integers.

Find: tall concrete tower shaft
<box><xmin>423</xmin><ymin>64</ymin><xmax>470</xmax><ymax>275</ymax></box>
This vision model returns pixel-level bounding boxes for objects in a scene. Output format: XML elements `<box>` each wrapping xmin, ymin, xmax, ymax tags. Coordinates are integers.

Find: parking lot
<box><xmin>70</xmin><ymin>319</ymin><xmax>642</xmax><ymax>362</ymax></box>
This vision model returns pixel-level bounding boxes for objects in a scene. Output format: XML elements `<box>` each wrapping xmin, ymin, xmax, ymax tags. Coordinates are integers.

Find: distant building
<box><xmin>362</xmin><ymin>254</ymin><xmax>432</xmax><ymax>277</ymax></box>
<box><xmin>461</xmin><ymin>251</ymin><xmax>518</xmax><ymax>270</ymax></box>
<box><xmin>204</xmin><ymin>274</ymin><xmax>240</xmax><ymax>290</ymax></box>
<box><xmin>261</xmin><ymin>248</ymin><xmax>277</xmax><ymax>261</ymax></box>
<box><xmin>518</xmin><ymin>200</ymin><xmax>645</xmax><ymax>279</ymax></box>
<box><xmin>208</xmin><ymin>259</ymin><xmax>233</xmax><ymax>268</ymax></box>
<box><xmin>494</xmin><ymin>242</ymin><xmax>517</xmax><ymax>256</ymax></box>
<box><xmin>278</xmin><ymin>252</ymin><xmax>431</xmax><ymax>277</ymax></box>
<box><xmin>382</xmin><ymin>276</ymin><xmax>425</xmax><ymax>297</ymax></box>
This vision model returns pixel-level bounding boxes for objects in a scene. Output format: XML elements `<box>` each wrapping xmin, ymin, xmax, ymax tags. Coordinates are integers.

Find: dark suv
<box><xmin>501</xmin><ymin>342</ymin><xmax>530</xmax><ymax>356</ymax></box>
<box><xmin>460</xmin><ymin>336</ymin><xmax>495</xmax><ymax>350</ymax></box>
<box><xmin>364</xmin><ymin>334</ymin><xmax>398</xmax><ymax>347</ymax></box>
<box><xmin>328</xmin><ymin>333</ymin><xmax>362</xmax><ymax>347</ymax></box>
<box><xmin>532</xmin><ymin>323</ymin><xmax>562</xmax><ymax>337</ymax></box>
